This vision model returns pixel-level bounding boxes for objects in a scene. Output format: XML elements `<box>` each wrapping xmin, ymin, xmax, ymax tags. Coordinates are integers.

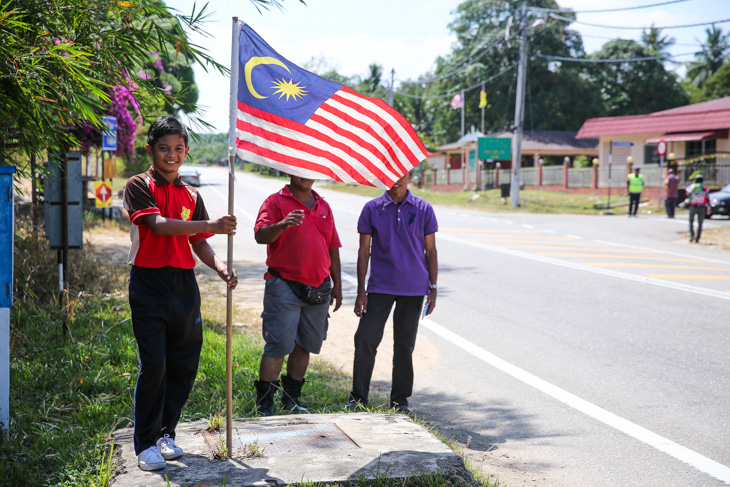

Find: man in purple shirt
<box><xmin>664</xmin><ymin>168</ymin><xmax>680</xmax><ymax>218</ymax></box>
<box><xmin>347</xmin><ymin>170</ymin><xmax>439</xmax><ymax>414</ymax></box>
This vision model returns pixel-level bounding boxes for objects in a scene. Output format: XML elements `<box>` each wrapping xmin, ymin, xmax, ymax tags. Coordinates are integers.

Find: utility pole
<box><xmin>388</xmin><ymin>68</ymin><xmax>395</xmax><ymax>106</ymax></box>
<box><xmin>510</xmin><ymin>4</ymin><xmax>529</xmax><ymax>208</ymax></box>
<box><xmin>460</xmin><ymin>89</ymin><xmax>465</xmax><ymax>137</ymax></box>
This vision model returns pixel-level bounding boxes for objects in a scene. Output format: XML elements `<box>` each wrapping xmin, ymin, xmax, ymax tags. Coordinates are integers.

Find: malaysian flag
<box><xmin>232</xmin><ymin>23</ymin><xmax>429</xmax><ymax>189</ymax></box>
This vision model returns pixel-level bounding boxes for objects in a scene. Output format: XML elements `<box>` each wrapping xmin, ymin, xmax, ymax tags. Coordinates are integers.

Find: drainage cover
<box><xmin>205</xmin><ymin>423</ymin><xmax>359</xmax><ymax>457</ymax></box>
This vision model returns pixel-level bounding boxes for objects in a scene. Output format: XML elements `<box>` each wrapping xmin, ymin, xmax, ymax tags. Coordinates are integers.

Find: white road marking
<box><xmin>593</xmin><ymin>239</ymin><xmax>730</xmax><ymax>266</ymax></box>
<box><xmin>208</xmin><ymin>185</ymin><xmax>256</xmax><ymax>223</ymax></box>
<box><xmin>418</xmin><ymin>317</ymin><xmax>730</xmax><ymax>485</ymax></box>
<box><xmin>339</xmin><ymin>268</ymin><xmax>730</xmax><ymax>483</ymax></box>
<box><xmin>439</xmin><ymin>234</ymin><xmax>730</xmax><ymax>301</ymax></box>
<box><xmin>522</xmin><ymin>224</ymin><xmax>534</xmax><ymax>229</ymax></box>
<box><xmin>341</xmin><ymin>272</ymin><xmax>358</xmax><ymax>286</ymax></box>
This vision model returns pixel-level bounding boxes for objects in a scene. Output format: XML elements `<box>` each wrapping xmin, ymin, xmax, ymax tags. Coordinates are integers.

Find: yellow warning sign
<box><xmin>95</xmin><ymin>181</ymin><xmax>112</xmax><ymax>208</ymax></box>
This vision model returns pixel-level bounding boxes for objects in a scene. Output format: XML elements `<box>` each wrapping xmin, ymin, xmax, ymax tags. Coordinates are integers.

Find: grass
<box><xmin>317</xmin><ymin>181</ymin><xmax>667</xmax><ymax>216</ymax></box>
<box><xmin>5</xmin><ymin>214</ymin><xmax>492</xmax><ymax>487</ymax></box>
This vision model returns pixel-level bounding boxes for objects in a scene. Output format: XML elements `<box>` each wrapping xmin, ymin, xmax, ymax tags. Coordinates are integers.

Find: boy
<box><xmin>123</xmin><ymin>115</ymin><xmax>237</xmax><ymax>471</ymax></box>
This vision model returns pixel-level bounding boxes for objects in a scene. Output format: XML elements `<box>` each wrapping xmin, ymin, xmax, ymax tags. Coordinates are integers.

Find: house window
<box><xmin>644</xmin><ymin>144</ymin><xmax>660</xmax><ymax>164</ymax></box>
<box><xmin>686</xmin><ymin>140</ymin><xmax>716</xmax><ymax>157</ymax></box>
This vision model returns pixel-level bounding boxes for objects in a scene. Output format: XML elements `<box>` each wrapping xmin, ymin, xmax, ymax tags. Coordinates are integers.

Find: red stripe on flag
<box><xmin>328</xmin><ymin>92</ymin><xmax>414</xmax><ymax>172</ymax></box>
<box><xmin>236</xmin><ymin>116</ymin><xmax>373</xmax><ymax>186</ymax></box>
<box><xmin>340</xmin><ymin>86</ymin><xmax>430</xmax><ymax>160</ymax></box>
<box><xmin>237</xmin><ymin>100</ymin><xmax>399</xmax><ymax>187</ymax></box>
<box><xmin>307</xmin><ymin>111</ymin><xmax>405</xmax><ymax>179</ymax></box>
<box><xmin>315</xmin><ymin>102</ymin><xmax>408</xmax><ymax>176</ymax></box>
<box><xmin>236</xmin><ymin>138</ymin><xmax>341</xmax><ymax>182</ymax></box>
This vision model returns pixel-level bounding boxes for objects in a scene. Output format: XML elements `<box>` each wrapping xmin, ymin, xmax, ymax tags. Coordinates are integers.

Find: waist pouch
<box><xmin>268</xmin><ymin>267</ymin><xmax>331</xmax><ymax>305</ymax></box>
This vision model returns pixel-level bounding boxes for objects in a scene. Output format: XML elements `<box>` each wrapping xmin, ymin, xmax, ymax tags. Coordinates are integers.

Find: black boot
<box><xmin>280</xmin><ymin>375</ymin><xmax>308</xmax><ymax>413</ymax></box>
<box><xmin>254</xmin><ymin>380</ymin><xmax>279</xmax><ymax>416</ymax></box>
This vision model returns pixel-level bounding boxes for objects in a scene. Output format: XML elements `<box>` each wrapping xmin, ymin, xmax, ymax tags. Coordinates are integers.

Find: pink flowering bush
<box><xmin>108</xmin><ymin>81</ymin><xmax>142</xmax><ymax>161</ymax></box>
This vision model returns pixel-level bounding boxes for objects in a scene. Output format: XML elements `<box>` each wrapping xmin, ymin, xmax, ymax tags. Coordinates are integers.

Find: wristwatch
<box><xmin>429</xmin><ymin>284</ymin><xmax>438</xmax><ymax>290</ymax></box>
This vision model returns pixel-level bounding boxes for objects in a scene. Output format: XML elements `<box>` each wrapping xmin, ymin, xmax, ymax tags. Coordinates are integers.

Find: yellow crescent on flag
<box><xmin>479</xmin><ymin>90</ymin><xmax>487</xmax><ymax>109</ymax></box>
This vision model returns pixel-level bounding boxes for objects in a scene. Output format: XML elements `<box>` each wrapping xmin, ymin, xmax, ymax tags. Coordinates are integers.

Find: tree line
<box><xmin>305</xmin><ymin>1</ymin><xmax>726</xmax><ymax>151</ymax></box>
<box><xmin>3</xmin><ymin>0</ymin><xmax>729</xmax><ymax>177</ymax></box>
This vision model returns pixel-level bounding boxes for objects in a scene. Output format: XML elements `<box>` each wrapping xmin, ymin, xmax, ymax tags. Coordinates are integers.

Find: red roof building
<box><xmin>576</xmin><ymin>96</ymin><xmax>730</xmax><ymax>166</ymax></box>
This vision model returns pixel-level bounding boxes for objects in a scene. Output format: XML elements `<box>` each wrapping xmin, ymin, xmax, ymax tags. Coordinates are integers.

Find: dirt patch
<box><xmin>699</xmin><ymin>224</ymin><xmax>730</xmax><ymax>250</ymax></box>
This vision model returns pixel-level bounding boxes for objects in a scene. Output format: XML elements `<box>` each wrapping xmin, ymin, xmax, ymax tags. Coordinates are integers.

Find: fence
<box><xmin>422</xmin><ymin>159</ymin><xmax>730</xmax><ymax>191</ymax></box>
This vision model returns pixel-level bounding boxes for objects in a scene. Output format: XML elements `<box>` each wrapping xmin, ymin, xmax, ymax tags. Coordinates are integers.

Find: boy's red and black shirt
<box><xmin>123</xmin><ymin>166</ymin><xmax>214</xmax><ymax>269</ymax></box>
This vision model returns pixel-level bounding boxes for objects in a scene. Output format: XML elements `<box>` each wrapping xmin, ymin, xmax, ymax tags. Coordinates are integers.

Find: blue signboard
<box><xmin>102</xmin><ymin>116</ymin><xmax>118</xmax><ymax>151</ymax></box>
<box><xmin>612</xmin><ymin>141</ymin><xmax>634</xmax><ymax>147</ymax></box>
<box><xmin>0</xmin><ymin>166</ymin><xmax>15</xmax><ymax>307</ymax></box>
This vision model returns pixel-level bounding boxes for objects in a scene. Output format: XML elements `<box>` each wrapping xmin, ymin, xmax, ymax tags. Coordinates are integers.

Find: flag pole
<box><xmin>226</xmin><ymin>16</ymin><xmax>241</xmax><ymax>457</ymax></box>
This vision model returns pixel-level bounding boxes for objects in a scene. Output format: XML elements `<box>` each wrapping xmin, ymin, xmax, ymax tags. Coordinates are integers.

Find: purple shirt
<box><xmin>665</xmin><ymin>173</ymin><xmax>679</xmax><ymax>198</ymax></box>
<box><xmin>358</xmin><ymin>190</ymin><xmax>438</xmax><ymax>296</ymax></box>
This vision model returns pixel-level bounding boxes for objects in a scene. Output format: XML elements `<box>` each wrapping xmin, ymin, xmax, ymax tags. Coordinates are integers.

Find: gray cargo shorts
<box><xmin>260</xmin><ymin>277</ymin><xmax>330</xmax><ymax>357</ymax></box>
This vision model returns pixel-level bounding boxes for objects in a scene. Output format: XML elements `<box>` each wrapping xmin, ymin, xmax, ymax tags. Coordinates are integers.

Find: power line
<box><xmin>549</xmin><ymin>13</ymin><xmax>730</xmax><ymax>30</ymax></box>
<box><xmin>530</xmin><ymin>0</ymin><xmax>688</xmax><ymax>15</ymax></box>
<box><xmin>403</xmin><ymin>28</ymin><xmax>506</xmax><ymax>85</ymax></box>
<box><xmin>533</xmin><ymin>51</ymin><xmax>697</xmax><ymax>63</ymax></box>
<box><xmin>534</xmin><ymin>52</ymin><xmax>662</xmax><ymax>63</ymax></box>
<box><xmin>581</xmin><ymin>33</ymin><xmax>701</xmax><ymax>48</ymax></box>
<box><xmin>395</xmin><ymin>63</ymin><xmax>517</xmax><ymax>100</ymax></box>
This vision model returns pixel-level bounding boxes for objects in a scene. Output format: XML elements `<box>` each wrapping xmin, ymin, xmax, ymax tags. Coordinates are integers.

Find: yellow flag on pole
<box><xmin>479</xmin><ymin>89</ymin><xmax>487</xmax><ymax>109</ymax></box>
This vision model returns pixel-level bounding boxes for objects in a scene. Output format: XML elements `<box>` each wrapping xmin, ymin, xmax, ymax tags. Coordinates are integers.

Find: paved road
<box><xmin>195</xmin><ymin>166</ymin><xmax>730</xmax><ymax>487</ymax></box>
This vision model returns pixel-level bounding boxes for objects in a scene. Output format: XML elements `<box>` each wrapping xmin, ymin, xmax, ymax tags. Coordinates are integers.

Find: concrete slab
<box><xmin>112</xmin><ymin>412</ymin><xmax>471</xmax><ymax>486</ymax></box>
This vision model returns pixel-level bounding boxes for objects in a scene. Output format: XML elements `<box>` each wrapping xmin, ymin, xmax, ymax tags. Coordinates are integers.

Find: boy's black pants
<box><xmin>129</xmin><ymin>266</ymin><xmax>203</xmax><ymax>455</ymax></box>
<box><xmin>350</xmin><ymin>293</ymin><xmax>424</xmax><ymax>408</ymax></box>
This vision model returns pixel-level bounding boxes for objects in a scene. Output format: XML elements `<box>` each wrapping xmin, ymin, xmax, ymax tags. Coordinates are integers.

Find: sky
<box><xmin>174</xmin><ymin>0</ymin><xmax>730</xmax><ymax>134</ymax></box>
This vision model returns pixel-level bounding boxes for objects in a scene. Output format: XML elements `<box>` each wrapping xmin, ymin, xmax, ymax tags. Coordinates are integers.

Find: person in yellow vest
<box><xmin>685</xmin><ymin>174</ymin><xmax>710</xmax><ymax>243</ymax></box>
<box><xmin>626</xmin><ymin>167</ymin><xmax>645</xmax><ymax>217</ymax></box>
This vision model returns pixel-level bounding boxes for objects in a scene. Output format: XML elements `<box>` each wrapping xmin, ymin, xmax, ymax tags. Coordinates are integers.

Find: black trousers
<box><xmin>129</xmin><ymin>266</ymin><xmax>203</xmax><ymax>455</ymax></box>
<box><xmin>350</xmin><ymin>293</ymin><xmax>424</xmax><ymax>407</ymax></box>
<box><xmin>689</xmin><ymin>205</ymin><xmax>706</xmax><ymax>242</ymax></box>
<box><xmin>629</xmin><ymin>192</ymin><xmax>641</xmax><ymax>215</ymax></box>
<box><xmin>664</xmin><ymin>196</ymin><xmax>678</xmax><ymax>218</ymax></box>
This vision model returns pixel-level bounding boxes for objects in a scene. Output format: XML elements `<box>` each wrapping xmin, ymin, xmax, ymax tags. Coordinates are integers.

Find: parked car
<box><xmin>179</xmin><ymin>165</ymin><xmax>201</xmax><ymax>186</ymax></box>
<box><xmin>708</xmin><ymin>183</ymin><xmax>730</xmax><ymax>219</ymax></box>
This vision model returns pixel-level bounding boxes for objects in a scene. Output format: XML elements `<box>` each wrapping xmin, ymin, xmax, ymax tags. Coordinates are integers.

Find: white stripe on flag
<box><xmin>235</xmin><ymin>130</ymin><xmax>359</xmax><ymax>184</ymax></box>
<box><xmin>338</xmin><ymin>90</ymin><xmax>429</xmax><ymax>163</ymax></box>
<box><xmin>237</xmin><ymin>109</ymin><xmax>390</xmax><ymax>185</ymax></box>
<box><xmin>320</xmin><ymin>98</ymin><xmax>413</xmax><ymax>171</ymax></box>
<box><xmin>304</xmin><ymin>116</ymin><xmax>401</xmax><ymax>183</ymax></box>
<box><xmin>234</xmin><ymin>147</ymin><xmax>357</xmax><ymax>183</ymax></box>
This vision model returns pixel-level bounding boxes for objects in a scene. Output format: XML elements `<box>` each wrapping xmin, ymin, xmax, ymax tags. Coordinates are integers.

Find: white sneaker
<box><xmin>138</xmin><ymin>445</ymin><xmax>166</xmax><ymax>471</ymax></box>
<box><xmin>156</xmin><ymin>434</ymin><xmax>184</xmax><ymax>460</ymax></box>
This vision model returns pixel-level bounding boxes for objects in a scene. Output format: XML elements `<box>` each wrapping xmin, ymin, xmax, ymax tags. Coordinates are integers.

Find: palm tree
<box><xmin>686</xmin><ymin>25</ymin><xmax>729</xmax><ymax>87</ymax></box>
<box><xmin>641</xmin><ymin>25</ymin><xmax>675</xmax><ymax>58</ymax></box>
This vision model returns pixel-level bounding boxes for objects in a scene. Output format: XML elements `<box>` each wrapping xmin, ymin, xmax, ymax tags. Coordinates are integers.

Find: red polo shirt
<box><xmin>123</xmin><ymin>166</ymin><xmax>214</xmax><ymax>268</ymax></box>
<box><xmin>255</xmin><ymin>185</ymin><xmax>341</xmax><ymax>287</ymax></box>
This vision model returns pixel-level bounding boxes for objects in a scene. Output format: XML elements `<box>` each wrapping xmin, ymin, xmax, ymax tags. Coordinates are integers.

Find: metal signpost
<box><xmin>45</xmin><ymin>154</ymin><xmax>83</xmax><ymax>334</ymax></box>
<box><xmin>101</xmin><ymin>116</ymin><xmax>117</xmax><ymax>220</ymax></box>
<box><xmin>608</xmin><ymin>141</ymin><xmax>635</xmax><ymax>214</ymax></box>
<box><xmin>657</xmin><ymin>140</ymin><xmax>667</xmax><ymax>208</ymax></box>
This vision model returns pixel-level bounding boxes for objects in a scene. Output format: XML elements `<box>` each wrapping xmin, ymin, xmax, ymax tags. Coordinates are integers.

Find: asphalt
<box><xmin>111</xmin><ymin>412</ymin><xmax>472</xmax><ymax>487</ymax></box>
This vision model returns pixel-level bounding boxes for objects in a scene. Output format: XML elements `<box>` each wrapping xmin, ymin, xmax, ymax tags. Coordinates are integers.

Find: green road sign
<box><xmin>478</xmin><ymin>137</ymin><xmax>511</xmax><ymax>160</ymax></box>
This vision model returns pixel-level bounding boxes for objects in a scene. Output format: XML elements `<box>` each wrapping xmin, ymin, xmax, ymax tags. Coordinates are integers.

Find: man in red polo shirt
<box><xmin>253</xmin><ymin>175</ymin><xmax>342</xmax><ymax>416</ymax></box>
<box><xmin>124</xmin><ymin>115</ymin><xmax>237</xmax><ymax>471</ymax></box>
